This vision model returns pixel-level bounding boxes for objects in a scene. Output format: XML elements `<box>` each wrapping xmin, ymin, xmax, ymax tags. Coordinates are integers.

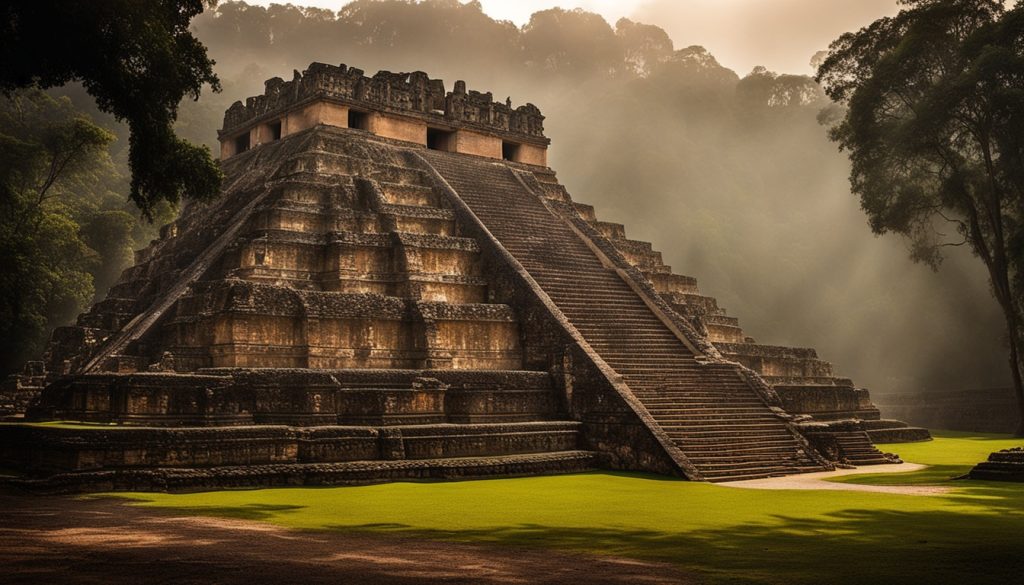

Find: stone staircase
<box><xmin>526</xmin><ymin>168</ymin><xmax>929</xmax><ymax>448</ymax></box>
<box><xmin>831</xmin><ymin>431</ymin><xmax>893</xmax><ymax>465</ymax></box>
<box><xmin>420</xmin><ymin>150</ymin><xmax>826</xmax><ymax>481</ymax></box>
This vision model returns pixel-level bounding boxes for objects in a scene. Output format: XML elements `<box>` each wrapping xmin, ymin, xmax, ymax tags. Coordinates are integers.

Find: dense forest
<box><xmin>6</xmin><ymin>0</ymin><xmax>1007</xmax><ymax>396</ymax></box>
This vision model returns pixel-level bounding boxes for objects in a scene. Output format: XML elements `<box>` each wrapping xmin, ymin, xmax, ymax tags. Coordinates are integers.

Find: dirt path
<box><xmin>0</xmin><ymin>490</ymin><xmax>697</xmax><ymax>585</ymax></box>
<box><xmin>718</xmin><ymin>463</ymin><xmax>952</xmax><ymax>495</ymax></box>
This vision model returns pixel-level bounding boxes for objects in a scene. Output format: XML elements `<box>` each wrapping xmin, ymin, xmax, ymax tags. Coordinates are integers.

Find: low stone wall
<box><xmin>774</xmin><ymin>385</ymin><xmax>879</xmax><ymax>421</ymax></box>
<box><xmin>716</xmin><ymin>343</ymin><xmax>834</xmax><ymax>378</ymax></box>
<box><xmin>2</xmin><ymin>451</ymin><xmax>597</xmax><ymax>494</ymax></box>
<box><xmin>0</xmin><ymin>420</ymin><xmax>582</xmax><ymax>475</ymax></box>
<box><xmin>874</xmin><ymin>388</ymin><xmax>1019</xmax><ymax>434</ymax></box>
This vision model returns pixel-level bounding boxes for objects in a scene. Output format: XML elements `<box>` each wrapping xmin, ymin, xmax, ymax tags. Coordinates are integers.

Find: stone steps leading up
<box><xmin>831</xmin><ymin>431</ymin><xmax>892</xmax><ymax>465</ymax></box>
<box><xmin>644</xmin><ymin>408</ymin><xmax>771</xmax><ymax>416</ymax></box>
<box><xmin>422</xmin><ymin>150</ymin><xmax>826</xmax><ymax>481</ymax></box>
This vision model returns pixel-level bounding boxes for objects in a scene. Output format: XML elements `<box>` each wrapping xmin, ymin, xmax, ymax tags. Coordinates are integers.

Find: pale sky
<box><xmin>245</xmin><ymin>0</ymin><xmax>901</xmax><ymax>74</ymax></box>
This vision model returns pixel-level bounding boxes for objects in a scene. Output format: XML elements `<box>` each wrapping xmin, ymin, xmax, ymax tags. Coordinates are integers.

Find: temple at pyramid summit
<box><xmin>0</xmin><ymin>62</ymin><xmax>930</xmax><ymax>491</ymax></box>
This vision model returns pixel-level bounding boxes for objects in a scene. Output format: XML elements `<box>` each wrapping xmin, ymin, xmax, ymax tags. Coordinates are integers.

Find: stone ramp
<box><xmin>418</xmin><ymin>150</ymin><xmax>826</xmax><ymax>481</ymax></box>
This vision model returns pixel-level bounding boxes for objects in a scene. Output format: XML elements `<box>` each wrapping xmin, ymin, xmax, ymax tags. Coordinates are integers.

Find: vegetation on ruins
<box><xmin>0</xmin><ymin>0</ymin><xmax>223</xmax><ymax>219</ymax></box>
<box><xmin>816</xmin><ymin>0</ymin><xmax>1024</xmax><ymax>434</ymax></box>
<box><xmin>112</xmin><ymin>432</ymin><xmax>1024</xmax><ymax>585</ymax></box>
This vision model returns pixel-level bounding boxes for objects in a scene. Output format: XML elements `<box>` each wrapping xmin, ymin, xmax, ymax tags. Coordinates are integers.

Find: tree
<box><xmin>737</xmin><ymin>67</ymin><xmax>826</xmax><ymax>109</ymax></box>
<box><xmin>648</xmin><ymin>46</ymin><xmax>740</xmax><ymax>106</ymax></box>
<box><xmin>0</xmin><ymin>0</ymin><xmax>223</xmax><ymax>219</ymax></box>
<box><xmin>0</xmin><ymin>90</ymin><xmax>120</xmax><ymax>374</ymax></box>
<box><xmin>616</xmin><ymin>18</ymin><xmax>674</xmax><ymax>77</ymax></box>
<box><xmin>816</xmin><ymin>0</ymin><xmax>1024</xmax><ymax>434</ymax></box>
<box><xmin>522</xmin><ymin>8</ymin><xmax>623</xmax><ymax>77</ymax></box>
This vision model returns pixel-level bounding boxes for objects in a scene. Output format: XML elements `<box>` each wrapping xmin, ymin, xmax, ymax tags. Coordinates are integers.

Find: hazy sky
<box><xmin>245</xmin><ymin>0</ymin><xmax>901</xmax><ymax>74</ymax></box>
<box><xmin>632</xmin><ymin>0</ymin><xmax>901</xmax><ymax>74</ymax></box>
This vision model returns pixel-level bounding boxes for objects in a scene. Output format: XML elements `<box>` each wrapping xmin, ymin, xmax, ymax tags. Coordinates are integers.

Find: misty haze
<box><xmin>3</xmin><ymin>2</ymin><xmax>1024</xmax><ymax>584</ymax></box>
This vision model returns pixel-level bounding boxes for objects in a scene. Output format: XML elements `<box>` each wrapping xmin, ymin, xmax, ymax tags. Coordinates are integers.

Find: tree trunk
<box><xmin>1012</xmin><ymin>330</ymin><xmax>1024</xmax><ymax>438</ymax></box>
<box><xmin>1003</xmin><ymin>309</ymin><xmax>1024</xmax><ymax>437</ymax></box>
<box><xmin>981</xmin><ymin>258</ymin><xmax>1024</xmax><ymax>437</ymax></box>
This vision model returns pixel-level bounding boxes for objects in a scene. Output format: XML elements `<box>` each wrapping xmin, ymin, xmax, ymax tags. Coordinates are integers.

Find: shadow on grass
<box><xmin>111</xmin><ymin>501</ymin><xmax>308</xmax><ymax>522</ymax></box>
<box><xmin>831</xmin><ymin>465</ymin><xmax>970</xmax><ymax>486</ymax></box>
<box><xmin>836</xmin><ymin>473</ymin><xmax>1024</xmax><ymax>516</ymax></box>
<box><xmin>322</xmin><ymin>506</ymin><xmax>1024</xmax><ymax>585</ymax></box>
<box><xmin>102</xmin><ymin>469</ymin><xmax>1024</xmax><ymax>585</ymax></box>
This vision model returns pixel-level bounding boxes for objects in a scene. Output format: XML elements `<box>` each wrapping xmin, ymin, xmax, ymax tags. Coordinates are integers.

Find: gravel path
<box><xmin>718</xmin><ymin>463</ymin><xmax>952</xmax><ymax>495</ymax></box>
<box><xmin>0</xmin><ymin>490</ymin><xmax>698</xmax><ymax>585</ymax></box>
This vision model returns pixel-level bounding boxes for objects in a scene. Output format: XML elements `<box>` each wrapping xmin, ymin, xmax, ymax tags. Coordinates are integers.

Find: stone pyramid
<box><xmin>0</xmin><ymin>63</ymin><xmax>927</xmax><ymax>491</ymax></box>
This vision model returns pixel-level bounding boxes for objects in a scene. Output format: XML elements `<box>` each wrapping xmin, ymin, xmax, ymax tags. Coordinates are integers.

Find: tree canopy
<box><xmin>0</xmin><ymin>0</ymin><xmax>222</xmax><ymax>219</ymax></box>
<box><xmin>817</xmin><ymin>0</ymin><xmax>1024</xmax><ymax>433</ymax></box>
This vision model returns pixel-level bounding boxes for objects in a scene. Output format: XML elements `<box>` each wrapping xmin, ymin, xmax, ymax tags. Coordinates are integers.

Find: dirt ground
<box><xmin>0</xmin><ymin>490</ymin><xmax>697</xmax><ymax>584</ymax></box>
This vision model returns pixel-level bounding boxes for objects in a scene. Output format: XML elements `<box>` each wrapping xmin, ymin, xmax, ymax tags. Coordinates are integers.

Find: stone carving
<box><xmin>222</xmin><ymin>62</ymin><xmax>545</xmax><ymax>140</ymax></box>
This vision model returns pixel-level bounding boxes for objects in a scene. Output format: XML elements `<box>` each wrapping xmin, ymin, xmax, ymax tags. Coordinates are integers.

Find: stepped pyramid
<box><xmin>1</xmin><ymin>63</ymin><xmax>927</xmax><ymax>491</ymax></box>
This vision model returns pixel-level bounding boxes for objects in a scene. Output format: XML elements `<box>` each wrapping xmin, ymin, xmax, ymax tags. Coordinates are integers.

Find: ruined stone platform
<box><xmin>967</xmin><ymin>447</ymin><xmax>1024</xmax><ymax>482</ymax></box>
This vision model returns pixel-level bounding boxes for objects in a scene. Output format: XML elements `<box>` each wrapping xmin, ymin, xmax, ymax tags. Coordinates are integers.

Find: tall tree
<box><xmin>817</xmin><ymin>0</ymin><xmax>1024</xmax><ymax>434</ymax></box>
<box><xmin>0</xmin><ymin>0</ymin><xmax>223</xmax><ymax>219</ymax></box>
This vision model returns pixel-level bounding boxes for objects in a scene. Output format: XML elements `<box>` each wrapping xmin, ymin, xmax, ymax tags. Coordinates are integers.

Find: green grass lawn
<box><xmin>108</xmin><ymin>432</ymin><xmax>1024</xmax><ymax>585</ymax></box>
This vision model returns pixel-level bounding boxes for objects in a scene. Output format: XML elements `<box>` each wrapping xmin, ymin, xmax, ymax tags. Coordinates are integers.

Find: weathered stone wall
<box><xmin>513</xmin><ymin>142</ymin><xmax>548</xmax><ymax>166</ymax></box>
<box><xmin>0</xmin><ymin>420</ymin><xmax>582</xmax><ymax>476</ymax></box>
<box><xmin>369</xmin><ymin>112</ymin><xmax>427</xmax><ymax>145</ymax></box>
<box><xmin>222</xmin><ymin>63</ymin><xmax>546</xmax><ymax>142</ymax></box>
<box><xmin>29</xmin><ymin>369</ymin><xmax>566</xmax><ymax>428</ymax></box>
<box><xmin>774</xmin><ymin>384</ymin><xmax>878</xmax><ymax>421</ymax></box>
<box><xmin>454</xmin><ymin>129</ymin><xmax>502</xmax><ymax>159</ymax></box>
